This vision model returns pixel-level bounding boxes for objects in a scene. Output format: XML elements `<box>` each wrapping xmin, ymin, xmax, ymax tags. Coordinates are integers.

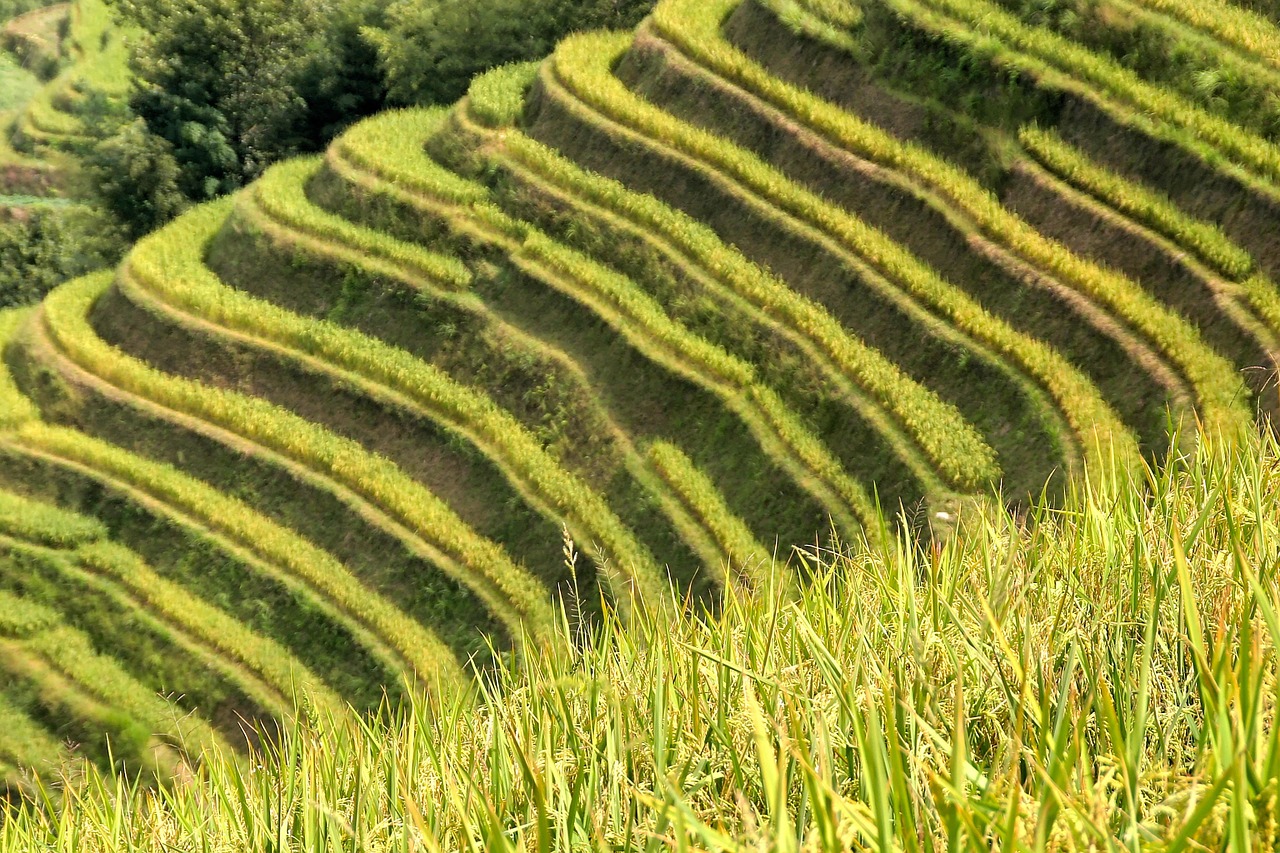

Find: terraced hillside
<box><xmin>3</xmin><ymin>0</ymin><xmax>1280</xmax><ymax>790</ymax></box>
<box><xmin>1</xmin><ymin>0</ymin><xmax>124</xmax><ymax>206</ymax></box>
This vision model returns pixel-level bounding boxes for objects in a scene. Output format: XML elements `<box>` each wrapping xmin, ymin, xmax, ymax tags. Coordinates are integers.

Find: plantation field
<box><xmin>3</xmin><ymin>0</ymin><xmax>1280</xmax><ymax>844</ymax></box>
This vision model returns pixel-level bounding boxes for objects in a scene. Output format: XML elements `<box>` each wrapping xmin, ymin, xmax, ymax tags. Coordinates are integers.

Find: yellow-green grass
<box><xmin>0</xmin><ymin>487</ymin><xmax>106</xmax><ymax>548</ymax></box>
<box><xmin>13</xmin><ymin>0</ymin><xmax>127</xmax><ymax>150</ymax></box>
<box><xmin>5</xmin><ymin>433</ymin><xmax>1280</xmax><ymax>847</ymax></box>
<box><xmin>645</xmin><ymin>441</ymin><xmax>772</xmax><ymax>588</ymax></box>
<box><xmin>227</xmin><ymin>182</ymin><xmax>687</xmax><ymax>608</ymax></box>
<box><xmin>0</xmin><ymin>424</ymin><xmax>410</xmax><ymax>710</ymax></box>
<box><xmin>547</xmin><ymin>30</ymin><xmax>1139</xmax><ymax>487</ymax></box>
<box><xmin>134</xmin><ymin>192</ymin><xmax>670</xmax><ymax>616</ymax></box>
<box><xmin>0</xmin><ymin>690</ymin><xmax>71</xmax><ymax>778</ymax></box>
<box><xmin>460</xmin><ymin>66</ymin><xmax>998</xmax><ymax>495</ymax></box>
<box><xmin>892</xmin><ymin>0</ymin><xmax>1280</xmax><ymax>191</ymax></box>
<box><xmin>127</xmin><ymin>194</ymin><xmax>662</xmax><ymax>609</ymax></box>
<box><xmin>646</xmin><ymin>0</ymin><xmax>1252</xmax><ymax>438</ymax></box>
<box><xmin>0</xmin><ymin>54</ymin><xmax>39</xmax><ymax>114</ymax></box>
<box><xmin>1018</xmin><ymin>124</ymin><xmax>1280</xmax><ymax>339</ymax></box>
<box><xmin>241</xmin><ymin>170</ymin><xmax>827</xmax><ymax>592</ymax></box>
<box><xmin>326</xmin><ymin>112</ymin><xmax>885</xmax><ymax>544</ymax></box>
<box><xmin>8</xmin><ymin>621</ymin><xmax>227</xmax><ymax>759</ymax></box>
<box><xmin>0</xmin><ymin>528</ymin><xmax>343</xmax><ymax>722</ymax></box>
<box><xmin>0</xmin><ymin>310</ymin><xmax>40</xmax><ymax>428</ymax></box>
<box><xmin>6</xmin><ymin>305</ymin><xmax>465</xmax><ymax>691</ymax></box>
<box><xmin>37</xmin><ymin>272</ymin><xmax>553</xmax><ymax>648</ymax></box>
<box><xmin>0</xmin><ymin>589</ymin><xmax>60</xmax><ymax>638</ymax></box>
<box><xmin>221</xmin><ymin>153</ymin><xmax>761</xmax><ymax>595</ymax></box>
<box><xmin>1128</xmin><ymin>0</ymin><xmax>1280</xmax><ymax>68</ymax></box>
<box><xmin>0</xmin><ymin>534</ymin><xmax>288</xmax><ymax>743</ymax></box>
<box><xmin>1018</xmin><ymin>124</ymin><xmax>1254</xmax><ymax>281</ymax></box>
<box><xmin>4</xmin><ymin>410</ymin><xmax>463</xmax><ymax>693</ymax></box>
<box><xmin>0</xmin><ymin>634</ymin><xmax>186</xmax><ymax>780</ymax></box>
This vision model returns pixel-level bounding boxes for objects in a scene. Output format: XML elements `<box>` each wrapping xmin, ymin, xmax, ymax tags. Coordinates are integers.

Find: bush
<box><xmin>367</xmin><ymin>0</ymin><xmax>655</xmax><ymax>107</ymax></box>
<box><xmin>83</xmin><ymin>117</ymin><xmax>186</xmax><ymax>240</ymax></box>
<box><xmin>0</xmin><ymin>206</ymin><xmax>123</xmax><ymax>308</ymax></box>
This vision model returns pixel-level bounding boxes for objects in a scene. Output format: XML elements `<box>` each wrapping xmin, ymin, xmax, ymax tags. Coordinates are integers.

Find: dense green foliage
<box><xmin>0</xmin><ymin>207</ymin><xmax>120</xmax><ymax>307</ymax></box>
<box><xmin>0</xmin><ymin>0</ymin><xmax>48</xmax><ymax>20</ymax></box>
<box><xmin>367</xmin><ymin>0</ymin><xmax>654</xmax><ymax>106</ymax></box>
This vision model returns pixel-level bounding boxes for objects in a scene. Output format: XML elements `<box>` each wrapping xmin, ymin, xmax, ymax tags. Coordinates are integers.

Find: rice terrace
<box><xmin>2</xmin><ymin>0</ymin><xmax>1280</xmax><ymax>847</ymax></box>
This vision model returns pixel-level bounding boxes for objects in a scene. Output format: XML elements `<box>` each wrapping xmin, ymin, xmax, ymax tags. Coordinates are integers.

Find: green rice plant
<box><xmin>0</xmin><ymin>643</ymin><xmax>166</xmax><ymax>778</ymax></box>
<box><xmin>0</xmin><ymin>488</ymin><xmax>106</xmax><ymax>549</ymax></box>
<box><xmin>2</xmin><ymin>310</ymin><xmax>376</xmax><ymax>710</ymax></box>
<box><xmin>466</xmin><ymin>62</ymin><xmax>539</xmax><ymax>129</ymax></box>
<box><xmin>11</xmin><ymin>623</ymin><xmax>227</xmax><ymax>759</ymax></box>
<box><xmin>0</xmin><ymin>309</ymin><xmax>40</xmax><ymax>429</ymax></box>
<box><xmin>890</xmin><ymin>0</ymin><xmax>1280</xmax><ymax>189</ymax></box>
<box><xmin>0</xmin><ymin>690</ymin><xmax>72</xmax><ymax>775</ymax></box>
<box><xmin>0</xmin><ymin>533</ymin><xmax>295</xmax><ymax>740</ymax></box>
<box><xmin>1130</xmin><ymin>0</ymin><xmax>1280</xmax><ymax>68</ymax></box>
<box><xmin>646</xmin><ymin>441</ymin><xmax>772</xmax><ymax>589</ymax></box>
<box><xmin>1018</xmin><ymin>124</ymin><xmax>1256</xmax><ymax>280</ymax></box>
<box><xmin>645</xmin><ymin>0</ymin><xmax>1252</xmax><ymax>440</ymax></box>
<box><xmin>0</xmin><ymin>590</ymin><xmax>60</xmax><ymax>638</ymax></box>
<box><xmin>138</xmin><ymin>191</ymin><xmax>668</xmax><ymax>617</ymax></box>
<box><xmin>462</xmin><ymin>67</ymin><xmax>999</xmax><ymax>493</ymax></box>
<box><xmin>72</xmin><ymin>539</ymin><xmax>346</xmax><ymax>720</ymax></box>
<box><xmin>327</xmin><ymin>113</ymin><xmax>885</xmax><ymax>542</ymax></box>
<box><xmin>237</xmin><ymin>162</ymin><xmax>471</xmax><ymax>290</ymax></box>
<box><xmin>2</xmin><ymin>426</ymin><xmax>413</xmax><ymax>707</ymax></box>
<box><xmin>548</xmin><ymin>30</ymin><xmax>1139</xmax><ymax>485</ymax></box>
<box><xmin>8</xmin><ymin>416</ymin><xmax>465</xmax><ymax>688</ymax></box>
<box><xmin>229</xmin><ymin>148</ymin><xmax>772</xmax><ymax>596</ymax></box>
<box><xmin>758</xmin><ymin>0</ymin><xmax>862</xmax><ymax>49</ymax></box>
<box><xmin>37</xmin><ymin>271</ymin><xmax>553</xmax><ymax>647</ymax></box>
<box><xmin>1018</xmin><ymin>123</ymin><xmax>1280</xmax><ymax>339</ymax></box>
<box><xmin>4</xmin><ymin>431</ymin><xmax>1280</xmax><ymax>848</ymax></box>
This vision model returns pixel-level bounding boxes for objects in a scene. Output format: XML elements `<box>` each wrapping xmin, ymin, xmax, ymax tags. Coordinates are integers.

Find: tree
<box><xmin>110</xmin><ymin>0</ymin><xmax>319</xmax><ymax>198</ymax></box>
<box><xmin>367</xmin><ymin>0</ymin><xmax>655</xmax><ymax>107</ymax></box>
<box><xmin>84</xmin><ymin>117</ymin><xmax>187</xmax><ymax>240</ymax></box>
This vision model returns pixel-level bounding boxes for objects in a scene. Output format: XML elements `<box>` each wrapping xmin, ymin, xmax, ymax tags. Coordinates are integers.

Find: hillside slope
<box><xmin>2</xmin><ymin>0</ymin><xmax>1279</xmax><ymax>788</ymax></box>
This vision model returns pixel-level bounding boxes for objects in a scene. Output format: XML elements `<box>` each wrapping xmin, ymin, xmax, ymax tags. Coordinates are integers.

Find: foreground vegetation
<box><xmin>3</xmin><ymin>434</ymin><xmax>1278</xmax><ymax>849</ymax></box>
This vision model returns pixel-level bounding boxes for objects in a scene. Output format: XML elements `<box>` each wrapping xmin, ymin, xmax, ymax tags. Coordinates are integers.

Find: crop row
<box><xmin>0</xmin><ymin>310</ymin><xmax>40</xmax><ymax>429</ymax></box>
<box><xmin>183</xmin><ymin>179</ymin><xmax>674</xmax><ymax>614</ymax></box>
<box><xmin>0</xmin><ymin>688</ymin><xmax>70</xmax><ymax>775</ymax></box>
<box><xmin>18</xmin><ymin>284</ymin><xmax>472</xmax><ymax>682</ymax></box>
<box><xmin>0</xmin><ymin>587</ymin><xmax>60</xmax><ymax>638</ymax></box>
<box><xmin>328</xmin><ymin>129</ymin><xmax>872</xmax><ymax>555</ymax></box>
<box><xmin>235</xmin><ymin>164</ymin><xmax>681</xmax><ymax>608</ymax></box>
<box><xmin>648</xmin><ymin>0</ymin><xmax>1251</xmax><ymax>440</ymax></box>
<box><xmin>0</xmin><ymin>487</ymin><xmax>106</xmax><ymax>549</ymax></box>
<box><xmin>9</xmin><ymin>620</ymin><xmax>226</xmax><ymax>758</ymax></box>
<box><xmin>0</xmin><ymin>532</ymin><xmax>286</xmax><ymax>743</ymax></box>
<box><xmin>328</xmin><ymin>110</ymin><xmax>883</xmax><ymax>542</ymax></box>
<box><xmin>0</xmin><ymin>630</ymin><xmax>190</xmax><ymax>780</ymax></box>
<box><xmin>644</xmin><ymin>441</ymin><xmax>771</xmax><ymax>588</ymax></box>
<box><xmin>0</xmin><ymin>309</ymin><xmax>381</xmax><ymax>713</ymax></box>
<box><xmin>547</xmin><ymin>29</ymin><xmax>1134</xmax><ymax>483</ymax></box>
<box><xmin>1017</xmin><ymin>124</ymin><xmax>1280</xmax><ymax>339</ymax></box>
<box><xmin>236</xmin><ymin>131</ymin><xmax>766</xmax><ymax>595</ymax></box>
<box><xmin>1017</xmin><ymin>125</ymin><xmax>1255</xmax><ymax>281</ymax></box>
<box><xmin>1126</xmin><ymin>0</ymin><xmax>1280</xmax><ymax>69</ymax></box>
<box><xmin>462</xmin><ymin>64</ymin><xmax>997</xmax><ymax>493</ymax></box>
<box><xmin>4</xmin><ymin>424</ymin><xmax>384</xmax><ymax>713</ymax></box>
<box><xmin>79</xmin><ymin>257</ymin><xmax>550</xmax><ymax>646</ymax></box>
<box><xmin>895</xmin><ymin>0</ymin><xmax>1280</xmax><ymax>192</ymax></box>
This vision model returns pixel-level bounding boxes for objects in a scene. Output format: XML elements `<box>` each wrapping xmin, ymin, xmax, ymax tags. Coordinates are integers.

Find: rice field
<box><xmin>3</xmin><ymin>0</ymin><xmax>1280</xmax><ymax>845</ymax></box>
